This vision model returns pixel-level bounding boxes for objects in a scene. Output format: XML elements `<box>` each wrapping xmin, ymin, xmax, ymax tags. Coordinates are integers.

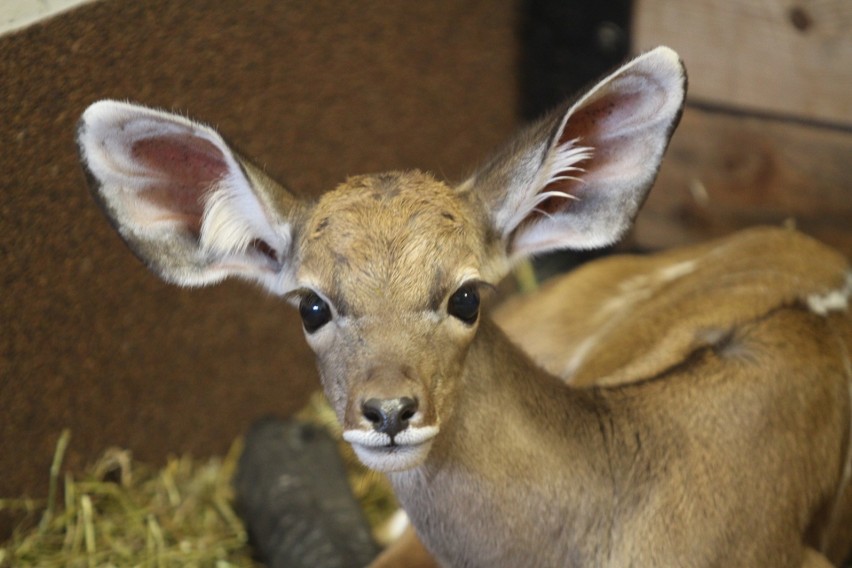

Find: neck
<box><xmin>388</xmin><ymin>317</ymin><xmax>617</xmax><ymax>567</ymax></box>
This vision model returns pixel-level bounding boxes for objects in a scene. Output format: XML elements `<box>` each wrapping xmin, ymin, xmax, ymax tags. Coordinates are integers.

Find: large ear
<box><xmin>463</xmin><ymin>46</ymin><xmax>686</xmax><ymax>266</ymax></box>
<box><xmin>77</xmin><ymin>100</ymin><xmax>302</xmax><ymax>294</ymax></box>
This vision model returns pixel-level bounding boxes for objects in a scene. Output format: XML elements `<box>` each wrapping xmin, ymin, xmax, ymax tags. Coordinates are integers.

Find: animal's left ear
<box><xmin>462</xmin><ymin>46</ymin><xmax>686</xmax><ymax>267</ymax></box>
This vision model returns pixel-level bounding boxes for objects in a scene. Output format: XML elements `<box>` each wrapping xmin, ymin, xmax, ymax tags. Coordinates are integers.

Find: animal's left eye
<box><xmin>447</xmin><ymin>284</ymin><xmax>480</xmax><ymax>324</ymax></box>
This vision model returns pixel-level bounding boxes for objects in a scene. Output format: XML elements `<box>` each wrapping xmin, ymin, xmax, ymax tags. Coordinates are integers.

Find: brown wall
<box><xmin>0</xmin><ymin>0</ymin><xmax>519</xmax><ymax>535</ymax></box>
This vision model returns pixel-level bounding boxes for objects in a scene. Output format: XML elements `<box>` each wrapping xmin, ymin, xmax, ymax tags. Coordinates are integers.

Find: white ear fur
<box><xmin>493</xmin><ymin>141</ymin><xmax>592</xmax><ymax>238</ymax></box>
<box><xmin>78</xmin><ymin>100</ymin><xmax>296</xmax><ymax>293</ymax></box>
<box><xmin>466</xmin><ymin>46</ymin><xmax>686</xmax><ymax>264</ymax></box>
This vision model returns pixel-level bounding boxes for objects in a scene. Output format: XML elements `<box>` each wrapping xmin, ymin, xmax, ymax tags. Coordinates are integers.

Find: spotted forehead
<box><xmin>298</xmin><ymin>171</ymin><xmax>483</xmax><ymax>315</ymax></box>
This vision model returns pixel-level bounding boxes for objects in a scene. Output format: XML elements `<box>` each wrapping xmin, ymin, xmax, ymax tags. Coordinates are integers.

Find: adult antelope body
<box><xmin>77</xmin><ymin>48</ymin><xmax>852</xmax><ymax>567</ymax></box>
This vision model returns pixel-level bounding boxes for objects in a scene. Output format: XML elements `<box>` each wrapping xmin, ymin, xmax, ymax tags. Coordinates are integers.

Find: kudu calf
<box><xmin>77</xmin><ymin>47</ymin><xmax>852</xmax><ymax>567</ymax></box>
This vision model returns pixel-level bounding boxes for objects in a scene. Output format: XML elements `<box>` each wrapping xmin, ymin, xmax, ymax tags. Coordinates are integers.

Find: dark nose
<box><xmin>362</xmin><ymin>397</ymin><xmax>418</xmax><ymax>438</ymax></box>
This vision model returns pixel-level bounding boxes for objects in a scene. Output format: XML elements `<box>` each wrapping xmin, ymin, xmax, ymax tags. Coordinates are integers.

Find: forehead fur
<box><xmin>298</xmin><ymin>171</ymin><xmax>483</xmax><ymax>315</ymax></box>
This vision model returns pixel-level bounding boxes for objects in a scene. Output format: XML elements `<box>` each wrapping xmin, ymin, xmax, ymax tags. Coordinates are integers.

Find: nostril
<box><xmin>362</xmin><ymin>403</ymin><xmax>383</xmax><ymax>426</ymax></box>
<box><xmin>361</xmin><ymin>397</ymin><xmax>419</xmax><ymax>438</ymax></box>
<box><xmin>399</xmin><ymin>397</ymin><xmax>418</xmax><ymax>423</ymax></box>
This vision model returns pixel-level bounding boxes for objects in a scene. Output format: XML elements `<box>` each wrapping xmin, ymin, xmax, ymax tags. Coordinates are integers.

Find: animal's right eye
<box><xmin>299</xmin><ymin>292</ymin><xmax>332</xmax><ymax>333</ymax></box>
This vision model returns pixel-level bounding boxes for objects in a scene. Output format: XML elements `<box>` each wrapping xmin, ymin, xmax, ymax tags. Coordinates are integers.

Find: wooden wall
<box><xmin>632</xmin><ymin>0</ymin><xmax>852</xmax><ymax>257</ymax></box>
<box><xmin>0</xmin><ymin>0</ymin><xmax>519</xmax><ymax>537</ymax></box>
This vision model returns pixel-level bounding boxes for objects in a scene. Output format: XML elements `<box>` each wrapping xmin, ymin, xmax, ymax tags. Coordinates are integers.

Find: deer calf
<box><xmin>77</xmin><ymin>47</ymin><xmax>852</xmax><ymax>567</ymax></box>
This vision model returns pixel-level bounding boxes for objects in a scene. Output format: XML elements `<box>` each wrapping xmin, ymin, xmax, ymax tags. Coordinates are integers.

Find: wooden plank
<box><xmin>633</xmin><ymin>0</ymin><xmax>852</xmax><ymax>126</ymax></box>
<box><xmin>631</xmin><ymin>106</ymin><xmax>852</xmax><ymax>258</ymax></box>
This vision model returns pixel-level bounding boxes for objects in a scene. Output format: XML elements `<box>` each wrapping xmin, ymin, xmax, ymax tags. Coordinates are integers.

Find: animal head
<box><xmin>77</xmin><ymin>47</ymin><xmax>686</xmax><ymax>471</ymax></box>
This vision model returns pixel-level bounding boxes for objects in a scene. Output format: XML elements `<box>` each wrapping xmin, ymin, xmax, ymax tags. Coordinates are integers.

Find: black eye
<box><xmin>299</xmin><ymin>292</ymin><xmax>332</xmax><ymax>333</ymax></box>
<box><xmin>447</xmin><ymin>285</ymin><xmax>480</xmax><ymax>324</ymax></box>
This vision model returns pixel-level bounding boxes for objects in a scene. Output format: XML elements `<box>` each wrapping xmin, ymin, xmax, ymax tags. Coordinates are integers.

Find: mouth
<box><xmin>342</xmin><ymin>426</ymin><xmax>439</xmax><ymax>472</ymax></box>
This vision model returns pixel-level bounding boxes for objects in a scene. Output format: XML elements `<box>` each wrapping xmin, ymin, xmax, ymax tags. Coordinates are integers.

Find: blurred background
<box><xmin>1</xmin><ymin>0</ymin><xmax>850</xmax><ymax>541</ymax></box>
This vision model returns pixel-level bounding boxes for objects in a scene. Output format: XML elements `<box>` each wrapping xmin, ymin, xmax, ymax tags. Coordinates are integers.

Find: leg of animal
<box><xmin>77</xmin><ymin>46</ymin><xmax>852</xmax><ymax>567</ymax></box>
<box><xmin>803</xmin><ymin>548</ymin><xmax>836</xmax><ymax>568</ymax></box>
<box><xmin>369</xmin><ymin>525</ymin><xmax>438</xmax><ymax>568</ymax></box>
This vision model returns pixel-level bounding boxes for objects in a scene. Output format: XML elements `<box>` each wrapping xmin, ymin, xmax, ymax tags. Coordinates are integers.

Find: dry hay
<box><xmin>1</xmin><ymin>429</ymin><xmax>255</xmax><ymax>567</ymax></box>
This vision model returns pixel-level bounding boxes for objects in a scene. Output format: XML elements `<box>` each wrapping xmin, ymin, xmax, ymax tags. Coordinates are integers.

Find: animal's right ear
<box><xmin>77</xmin><ymin>100</ymin><xmax>302</xmax><ymax>294</ymax></box>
